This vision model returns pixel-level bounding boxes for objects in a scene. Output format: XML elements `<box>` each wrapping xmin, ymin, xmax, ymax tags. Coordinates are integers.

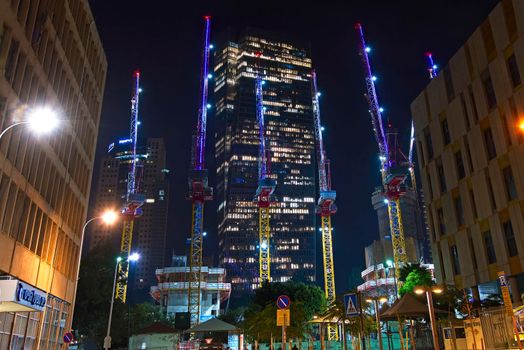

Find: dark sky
<box><xmin>88</xmin><ymin>0</ymin><xmax>499</xmax><ymax>293</ymax></box>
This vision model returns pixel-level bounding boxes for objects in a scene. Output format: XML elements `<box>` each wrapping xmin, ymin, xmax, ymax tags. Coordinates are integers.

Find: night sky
<box><xmin>88</xmin><ymin>0</ymin><xmax>499</xmax><ymax>293</ymax></box>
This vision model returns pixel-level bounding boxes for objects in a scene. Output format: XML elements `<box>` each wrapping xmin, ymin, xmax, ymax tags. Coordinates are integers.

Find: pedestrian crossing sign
<box><xmin>344</xmin><ymin>293</ymin><xmax>359</xmax><ymax>317</ymax></box>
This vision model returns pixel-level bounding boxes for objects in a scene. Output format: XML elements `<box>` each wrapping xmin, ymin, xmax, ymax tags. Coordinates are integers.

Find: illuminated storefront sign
<box><xmin>0</xmin><ymin>279</ymin><xmax>47</xmax><ymax>312</ymax></box>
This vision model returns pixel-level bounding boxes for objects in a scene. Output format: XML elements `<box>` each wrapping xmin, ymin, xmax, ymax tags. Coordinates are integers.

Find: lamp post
<box><xmin>104</xmin><ymin>253</ymin><xmax>140</xmax><ymax>350</ymax></box>
<box><xmin>36</xmin><ymin>210</ymin><xmax>119</xmax><ymax>349</ymax></box>
<box><xmin>0</xmin><ymin>107</ymin><xmax>60</xmax><ymax>141</ymax></box>
<box><xmin>71</xmin><ymin>210</ymin><xmax>120</xmax><ymax>322</ymax></box>
<box><xmin>366</xmin><ymin>296</ymin><xmax>388</xmax><ymax>350</ymax></box>
<box><xmin>414</xmin><ymin>285</ymin><xmax>443</xmax><ymax>350</ymax></box>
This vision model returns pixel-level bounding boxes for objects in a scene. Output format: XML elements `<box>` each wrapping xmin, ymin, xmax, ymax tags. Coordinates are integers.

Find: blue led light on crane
<box><xmin>317</xmin><ymin>92</ymin><xmax>321</xmax><ymax>97</ymax></box>
<box><xmin>209</xmin><ymin>44</ymin><xmax>214</xmax><ymax>49</ymax></box>
<box><xmin>321</xmin><ymin>126</ymin><xmax>325</xmax><ymax>132</ymax></box>
<box><xmin>379</xmin><ymin>107</ymin><xmax>384</xmax><ymax>113</ymax></box>
<box><xmin>365</xmin><ymin>46</ymin><xmax>371</xmax><ymax>53</ymax></box>
<box><xmin>261</xmin><ymin>241</ymin><xmax>268</xmax><ymax>250</ymax></box>
<box><xmin>207</xmin><ymin>73</ymin><xmax>213</xmax><ymax>79</ymax></box>
<box><xmin>372</xmin><ymin>76</ymin><xmax>377</xmax><ymax>82</ymax></box>
<box><xmin>119</xmin><ymin>138</ymin><xmax>132</xmax><ymax>144</ymax></box>
<box><xmin>384</xmin><ymin>198</ymin><xmax>389</xmax><ymax>204</ymax></box>
<box><xmin>261</xmin><ymin>80</ymin><xmax>266</xmax><ymax>85</ymax></box>
<box><xmin>206</xmin><ymin>103</ymin><xmax>212</xmax><ymax>109</ymax></box>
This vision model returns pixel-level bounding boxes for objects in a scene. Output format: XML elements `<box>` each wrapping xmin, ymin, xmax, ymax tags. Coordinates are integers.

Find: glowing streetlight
<box><xmin>101</xmin><ymin>210</ymin><xmax>119</xmax><ymax>225</ymax></box>
<box><xmin>518</xmin><ymin>120</ymin><xmax>524</xmax><ymax>132</ymax></box>
<box><xmin>128</xmin><ymin>252</ymin><xmax>140</xmax><ymax>262</ymax></box>
<box><xmin>0</xmin><ymin>106</ymin><xmax>60</xmax><ymax>140</ymax></box>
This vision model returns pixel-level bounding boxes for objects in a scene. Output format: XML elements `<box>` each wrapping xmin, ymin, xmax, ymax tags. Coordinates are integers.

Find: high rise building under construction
<box><xmin>214</xmin><ymin>29</ymin><xmax>317</xmax><ymax>295</ymax></box>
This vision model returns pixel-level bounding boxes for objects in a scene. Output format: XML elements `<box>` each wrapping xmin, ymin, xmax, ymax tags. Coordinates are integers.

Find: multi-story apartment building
<box><xmin>0</xmin><ymin>0</ymin><xmax>106</xmax><ymax>348</ymax></box>
<box><xmin>411</xmin><ymin>0</ymin><xmax>524</xmax><ymax>302</ymax></box>
<box><xmin>150</xmin><ymin>255</ymin><xmax>231</xmax><ymax>324</ymax></box>
<box><xmin>91</xmin><ymin>137</ymin><xmax>169</xmax><ymax>303</ymax></box>
<box><xmin>214</xmin><ymin>29</ymin><xmax>317</xmax><ymax>294</ymax></box>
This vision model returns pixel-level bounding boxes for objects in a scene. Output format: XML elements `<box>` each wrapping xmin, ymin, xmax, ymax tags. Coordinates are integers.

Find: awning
<box><xmin>0</xmin><ymin>279</ymin><xmax>47</xmax><ymax>312</ymax></box>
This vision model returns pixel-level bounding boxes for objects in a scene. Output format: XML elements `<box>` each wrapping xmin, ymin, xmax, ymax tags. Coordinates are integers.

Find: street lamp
<box><xmin>104</xmin><ymin>253</ymin><xmax>140</xmax><ymax>350</ymax></box>
<box><xmin>36</xmin><ymin>209</ymin><xmax>119</xmax><ymax>350</ymax></box>
<box><xmin>71</xmin><ymin>209</ymin><xmax>120</xmax><ymax>311</ymax></box>
<box><xmin>0</xmin><ymin>107</ymin><xmax>59</xmax><ymax>140</ymax></box>
<box><xmin>414</xmin><ymin>285</ymin><xmax>443</xmax><ymax>350</ymax></box>
<box><xmin>366</xmin><ymin>296</ymin><xmax>388</xmax><ymax>350</ymax></box>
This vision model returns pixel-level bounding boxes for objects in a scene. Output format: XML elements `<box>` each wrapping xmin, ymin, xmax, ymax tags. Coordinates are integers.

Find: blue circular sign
<box><xmin>277</xmin><ymin>295</ymin><xmax>291</xmax><ymax>309</ymax></box>
<box><xmin>63</xmin><ymin>332</ymin><xmax>74</xmax><ymax>344</ymax></box>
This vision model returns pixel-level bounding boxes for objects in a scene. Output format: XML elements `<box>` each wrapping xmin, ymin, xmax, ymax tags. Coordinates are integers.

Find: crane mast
<box><xmin>355</xmin><ymin>23</ymin><xmax>408</xmax><ymax>292</ymax></box>
<box><xmin>187</xmin><ymin>16</ymin><xmax>213</xmax><ymax>326</ymax></box>
<box><xmin>255</xmin><ymin>52</ymin><xmax>276</xmax><ymax>285</ymax></box>
<box><xmin>311</xmin><ymin>71</ymin><xmax>338</xmax><ymax>340</ymax></box>
<box><xmin>116</xmin><ymin>70</ymin><xmax>145</xmax><ymax>303</ymax></box>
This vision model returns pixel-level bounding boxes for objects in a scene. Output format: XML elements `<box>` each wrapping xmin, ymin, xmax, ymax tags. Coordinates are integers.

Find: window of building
<box><xmin>437</xmin><ymin>161</ymin><xmax>446</xmax><ymax>193</ymax></box>
<box><xmin>468</xmin><ymin>232</ymin><xmax>478</xmax><ymax>270</ymax></box>
<box><xmin>424</xmin><ymin>127</ymin><xmax>434</xmax><ymax>160</ymax></box>
<box><xmin>503</xmin><ymin>220</ymin><xmax>518</xmax><ymax>257</ymax></box>
<box><xmin>502</xmin><ymin>0</ymin><xmax>518</xmax><ymax>41</ymax></box>
<box><xmin>507</xmin><ymin>54</ymin><xmax>521</xmax><ymax>88</ymax></box>
<box><xmin>454</xmin><ymin>196</ymin><xmax>465</xmax><ymax>226</ymax></box>
<box><xmin>437</xmin><ymin>208</ymin><xmax>446</xmax><ymax>236</ymax></box>
<box><xmin>469</xmin><ymin>189</ymin><xmax>478</xmax><ymax>220</ymax></box>
<box><xmin>483</xmin><ymin>230</ymin><xmax>497</xmax><ymax>264</ymax></box>
<box><xmin>482</xmin><ymin>69</ymin><xmax>497</xmax><ymax>110</ymax></box>
<box><xmin>500</xmin><ymin>114</ymin><xmax>511</xmax><ymax>147</ymax></box>
<box><xmin>439</xmin><ymin>248</ymin><xmax>446</xmax><ymax>280</ymax></box>
<box><xmin>418</xmin><ymin>140</ymin><xmax>426</xmax><ymax>167</ymax></box>
<box><xmin>450</xmin><ymin>245</ymin><xmax>461</xmax><ymax>275</ymax></box>
<box><xmin>483</xmin><ymin>128</ymin><xmax>496</xmax><ymax>160</ymax></box>
<box><xmin>443</xmin><ymin>66</ymin><xmax>455</xmax><ymax>102</ymax></box>
<box><xmin>503</xmin><ymin>166</ymin><xmax>517</xmax><ymax>201</ymax></box>
<box><xmin>486</xmin><ymin>173</ymin><xmax>497</xmax><ymax>212</ymax></box>
<box><xmin>468</xmin><ymin>86</ymin><xmax>479</xmax><ymax>122</ymax></box>
<box><xmin>481</xmin><ymin>20</ymin><xmax>496</xmax><ymax>60</ymax></box>
<box><xmin>441</xmin><ymin>119</ymin><xmax>451</xmax><ymax>145</ymax></box>
<box><xmin>460</xmin><ymin>93</ymin><xmax>471</xmax><ymax>130</ymax></box>
<box><xmin>455</xmin><ymin>151</ymin><xmax>465</xmax><ymax>179</ymax></box>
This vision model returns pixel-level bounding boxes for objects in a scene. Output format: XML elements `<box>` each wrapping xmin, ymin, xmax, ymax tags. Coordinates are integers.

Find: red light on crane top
<box><xmin>424</xmin><ymin>52</ymin><xmax>433</xmax><ymax>57</ymax></box>
<box><xmin>203</xmin><ymin>15</ymin><xmax>211</xmax><ymax>20</ymax></box>
<box><xmin>134</xmin><ymin>70</ymin><xmax>140</xmax><ymax>77</ymax></box>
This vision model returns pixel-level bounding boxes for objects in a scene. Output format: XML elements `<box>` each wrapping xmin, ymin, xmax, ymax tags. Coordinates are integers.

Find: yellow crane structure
<box><xmin>311</xmin><ymin>71</ymin><xmax>338</xmax><ymax>340</ymax></box>
<box><xmin>116</xmin><ymin>70</ymin><xmax>145</xmax><ymax>303</ymax></box>
<box><xmin>254</xmin><ymin>52</ymin><xmax>276</xmax><ymax>285</ymax></box>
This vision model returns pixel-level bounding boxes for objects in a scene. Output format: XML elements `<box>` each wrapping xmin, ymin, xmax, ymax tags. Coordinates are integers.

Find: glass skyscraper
<box><xmin>214</xmin><ymin>30</ymin><xmax>317</xmax><ymax>295</ymax></box>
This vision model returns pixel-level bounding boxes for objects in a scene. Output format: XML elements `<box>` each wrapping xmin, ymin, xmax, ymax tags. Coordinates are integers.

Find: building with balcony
<box><xmin>151</xmin><ymin>256</ymin><xmax>231</xmax><ymax>324</ymax></box>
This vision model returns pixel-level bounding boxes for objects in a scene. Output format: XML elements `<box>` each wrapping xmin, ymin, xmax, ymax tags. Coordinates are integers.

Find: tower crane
<box><xmin>355</xmin><ymin>23</ymin><xmax>408</xmax><ymax>292</ymax></box>
<box><xmin>186</xmin><ymin>16</ymin><xmax>213</xmax><ymax>326</ymax></box>
<box><xmin>311</xmin><ymin>71</ymin><xmax>338</xmax><ymax>340</ymax></box>
<box><xmin>425</xmin><ymin>52</ymin><xmax>439</xmax><ymax>79</ymax></box>
<box><xmin>254</xmin><ymin>52</ymin><xmax>276</xmax><ymax>285</ymax></box>
<box><xmin>116</xmin><ymin>70</ymin><xmax>145</xmax><ymax>303</ymax></box>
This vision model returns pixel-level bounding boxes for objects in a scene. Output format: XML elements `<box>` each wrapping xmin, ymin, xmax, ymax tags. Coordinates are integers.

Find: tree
<box><xmin>242</xmin><ymin>281</ymin><xmax>326</xmax><ymax>341</ymax></box>
<box><xmin>73</xmin><ymin>241</ymin><xmax>172</xmax><ymax>348</ymax></box>
<box><xmin>398</xmin><ymin>265</ymin><xmax>433</xmax><ymax>296</ymax></box>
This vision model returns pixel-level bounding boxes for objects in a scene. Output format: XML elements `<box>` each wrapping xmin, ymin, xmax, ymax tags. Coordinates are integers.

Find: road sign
<box><xmin>498</xmin><ymin>271</ymin><xmax>513</xmax><ymax>316</ymax></box>
<box><xmin>277</xmin><ymin>295</ymin><xmax>291</xmax><ymax>309</ymax></box>
<box><xmin>63</xmin><ymin>332</ymin><xmax>74</xmax><ymax>344</ymax></box>
<box><xmin>277</xmin><ymin>309</ymin><xmax>290</xmax><ymax>326</ymax></box>
<box><xmin>344</xmin><ymin>293</ymin><xmax>359</xmax><ymax>317</ymax></box>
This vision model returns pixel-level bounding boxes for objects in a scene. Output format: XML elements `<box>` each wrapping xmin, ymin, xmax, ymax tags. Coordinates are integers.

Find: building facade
<box><xmin>150</xmin><ymin>256</ymin><xmax>231</xmax><ymax>323</ymax></box>
<box><xmin>0</xmin><ymin>0</ymin><xmax>106</xmax><ymax>348</ymax></box>
<box><xmin>411</xmin><ymin>0</ymin><xmax>524</xmax><ymax>302</ymax></box>
<box><xmin>214</xmin><ymin>30</ymin><xmax>317</xmax><ymax>294</ymax></box>
<box><xmin>91</xmin><ymin>137</ymin><xmax>169</xmax><ymax>303</ymax></box>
